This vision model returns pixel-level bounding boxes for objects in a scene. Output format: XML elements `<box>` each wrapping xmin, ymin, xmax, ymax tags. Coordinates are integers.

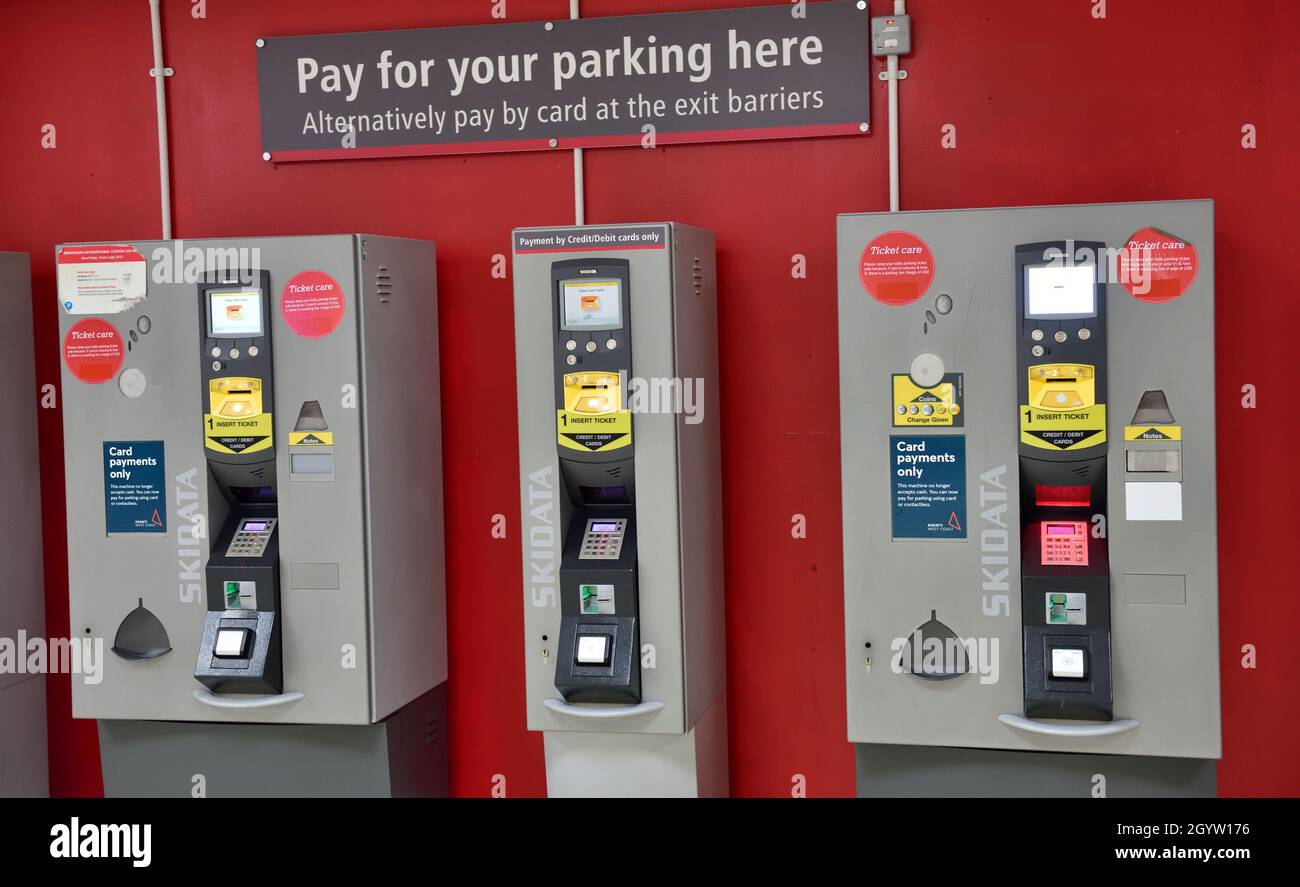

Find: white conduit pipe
<box><xmin>571</xmin><ymin>0</ymin><xmax>585</xmax><ymax>225</ymax></box>
<box><xmin>887</xmin><ymin>0</ymin><xmax>905</xmax><ymax>212</ymax></box>
<box><xmin>148</xmin><ymin>0</ymin><xmax>173</xmax><ymax>239</ymax></box>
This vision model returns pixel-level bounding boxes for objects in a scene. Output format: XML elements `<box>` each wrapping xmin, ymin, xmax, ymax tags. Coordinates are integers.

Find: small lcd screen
<box><xmin>561</xmin><ymin>279</ymin><xmax>622</xmax><ymax>330</ymax></box>
<box><xmin>209</xmin><ymin>291</ymin><xmax>263</xmax><ymax>337</ymax></box>
<box><xmin>241</xmin><ymin>520</ymin><xmax>269</xmax><ymax>532</ymax></box>
<box><xmin>589</xmin><ymin>521</ymin><xmax>620</xmax><ymax>533</ymax></box>
<box><xmin>1025</xmin><ymin>264</ymin><xmax>1097</xmax><ymax>319</ymax></box>
<box><xmin>1046</xmin><ymin>524</ymin><xmax>1077</xmax><ymax>536</ymax></box>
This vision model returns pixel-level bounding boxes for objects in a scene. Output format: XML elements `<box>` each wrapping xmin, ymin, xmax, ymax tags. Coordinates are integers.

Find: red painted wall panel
<box><xmin>1</xmin><ymin>0</ymin><xmax>1295</xmax><ymax>797</ymax></box>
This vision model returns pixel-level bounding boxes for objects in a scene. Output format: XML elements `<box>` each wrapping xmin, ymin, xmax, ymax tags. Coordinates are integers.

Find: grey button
<box><xmin>211</xmin><ymin>347</ymin><xmax>222</xmax><ymax>357</ymax></box>
<box><xmin>211</xmin><ymin>360</ymin><xmax>223</xmax><ymax>371</ymax></box>
<box><xmin>1054</xmin><ymin>330</ymin><xmax>1068</xmax><ymax>343</ymax></box>
<box><xmin>1031</xmin><ymin>329</ymin><xmax>1044</xmax><ymax>341</ymax></box>
<box><xmin>229</xmin><ymin>348</ymin><xmax>240</xmax><ymax>359</ymax></box>
<box><xmin>1077</xmin><ymin>328</ymin><xmax>1091</xmax><ymax>340</ymax></box>
<box><xmin>248</xmin><ymin>345</ymin><xmax>259</xmax><ymax>356</ymax></box>
<box><xmin>585</xmin><ymin>341</ymin><xmax>597</xmax><ymax>353</ymax></box>
<box><xmin>118</xmin><ymin>368</ymin><xmax>147</xmax><ymax>399</ymax></box>
<box><xmin>566</xmin><ymin>354</ymin><xmax>577</xmax><ymax>365</ymax></box>
<box><xmin>565</xmin><ymin>339</ymin><xmax>577</xmax><ymax>351</ymax></box>
<box><xmin>1031</xmin><ymin>345</ymin><xmax>1044</xmax><ymax>357</ymax></box>
<box><xmin>606</xmin><ymin>338</ymin><xmax>617</xmax><ymax>350</ymax></box>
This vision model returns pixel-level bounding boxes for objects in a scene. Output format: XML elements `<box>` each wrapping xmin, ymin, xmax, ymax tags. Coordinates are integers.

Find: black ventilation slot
<box><xmin>375</xmin><ymin>265</ymin><xmax>394</xmax><ymax>304</ymax></box>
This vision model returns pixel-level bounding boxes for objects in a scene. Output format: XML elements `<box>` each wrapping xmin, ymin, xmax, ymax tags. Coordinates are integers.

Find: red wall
<box><xmin>2</xmin><ymin>0</ymin><xmax>1296</xmax><ymax>797</ymax></box>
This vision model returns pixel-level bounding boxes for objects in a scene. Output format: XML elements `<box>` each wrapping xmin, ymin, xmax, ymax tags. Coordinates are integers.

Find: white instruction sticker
<box><xmin>57</xmin><ymin>244</ymin><xmax>147</xmax><ymax>315</ymax></box>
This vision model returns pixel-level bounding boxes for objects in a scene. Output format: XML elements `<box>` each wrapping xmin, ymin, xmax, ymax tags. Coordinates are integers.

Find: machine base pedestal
<box><xmin>98</xmin><ymin>683</ymin><xmax>448</xmax><ymax>798</ymax></box>
<box><xmin>855</xmin><ymin>743</ymin><xmax>1215</xmax><ymax>798</ymax></box>
<box><xmin>542</xmin><ymin>696</ymin><xmax>727</xmax><ymax>798</ymax></box>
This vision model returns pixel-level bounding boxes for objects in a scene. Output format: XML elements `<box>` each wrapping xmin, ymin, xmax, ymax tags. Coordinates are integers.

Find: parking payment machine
<box><xmin>58</xmin><ymin>236</ymin><xmax>448</xmax><ymax>797</ymax></box>
<box><xmin>0</xmin><ymin>253</ymin><xmax>48</xmax><ymax>797</ymax></box>
<box><xmin>837</xmin><ymin>202</ymin><xmax>1220</xmax><ymax>796</ymax></box>
<box><xmin>513</xmin><ymin>224</ymin><xmax>728</xmax><ymax>797</ymax></box>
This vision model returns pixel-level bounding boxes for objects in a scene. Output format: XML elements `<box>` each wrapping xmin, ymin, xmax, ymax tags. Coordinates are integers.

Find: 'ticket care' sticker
<box><xmin>281</xmin><ymin>270</ymin><xmax>345</xmax><ymax>338</ymax></box>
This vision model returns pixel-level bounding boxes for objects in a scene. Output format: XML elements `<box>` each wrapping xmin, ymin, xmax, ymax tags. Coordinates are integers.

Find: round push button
<box><xmin>118</xmin><ymin>368</ymin><xmax>147</xmax><ymax>399</ymax></box>
<box><xmin>908</xmin><ymin>352</ymin><xmax>945</xmax><ymax>389</ymax></box>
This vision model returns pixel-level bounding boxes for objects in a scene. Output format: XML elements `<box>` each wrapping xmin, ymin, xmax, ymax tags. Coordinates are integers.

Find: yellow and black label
<box><xmin>557</xmin><ymin>409</ymin><xmax>631</xmax><ymax>452</ymax></box>
<box><xmin>1020</xmin><ymin>403</ymin><xmax>1106</xmax><ymax>451</ymax></box>
<box><xmin>289</xmin><ymin>431</ymin><xmax>333</xmax><ymax>446</ymax></box>
<box><xmin>1124</xmin><ymin>425</ymin><xmax>1181</xmax><ymax>441</ymax></box>
<box><xmin>205</xmin><ymin>412</ymin><xmax>274</xmax><ymax>455</ymax></box>
<box><xmin>892</xmin><ymin>373</ymin><xmax>964</xmax><ymax>427</ymax></box>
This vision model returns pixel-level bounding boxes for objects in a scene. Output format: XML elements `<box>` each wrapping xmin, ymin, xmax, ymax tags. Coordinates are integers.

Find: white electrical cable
<box><xmin>888</xmin><ymin>0</ymin><xmax>905</xmax><ymax>212</ymax></box>
<box><xmin>148</xmin><ymin>0</ymin><xmax>173</xmax><ymax>239</ymax></box>
<box><xmin>571</xmin><ymin>0</ymin><xmax>585</xmax><ymax>225</ymax></box>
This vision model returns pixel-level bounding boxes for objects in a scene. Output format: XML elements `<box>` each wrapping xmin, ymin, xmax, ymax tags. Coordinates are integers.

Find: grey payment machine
<box><xmin>57</xmin><ymin>236</ymin><xmax>448</xmax><ymax>797</ymax></box>
<box><xmin>0</xmin><ymin>253</ymin><xmax>48</xmax><ymax>797</ymax></box>
<box><xmin>837</xmin><ymin>202</ymin><xmax>1220</xmax><ymax>796</ymax></box>
<box><xmin>513</xmin><ymin>224</ymin><xmax>727</xmax><ymax>797</ymax></box>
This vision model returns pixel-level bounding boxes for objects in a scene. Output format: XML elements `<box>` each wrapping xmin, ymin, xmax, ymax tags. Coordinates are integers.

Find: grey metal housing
<box><xmin>0</xmin><ymin>252</ymin><xmax>48</xmax><ymax>797</ymax></box>
<box><xmin>512</xmin><ymin>223</ymin><xmax>726</xmax><ymax>738</ymax></box>
<box><xmin>837</xmin><ymin>201</ymin><xmax>1220</xmax><ymax>760</ymax></box>
<box><xmin>58</xmin><ymin>235</ymin><xmax>446</xmax><ymax>727</ymax></box>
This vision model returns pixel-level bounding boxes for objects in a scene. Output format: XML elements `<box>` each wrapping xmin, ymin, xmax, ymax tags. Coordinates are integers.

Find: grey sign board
<box><xmin>257</xmin><ymin>1</ymin><xmax>870</xmax><ymax>161</ymax></box>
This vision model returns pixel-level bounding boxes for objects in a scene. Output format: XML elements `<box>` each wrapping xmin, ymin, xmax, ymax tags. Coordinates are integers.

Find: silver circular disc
<box><xmin>909</xmin><ymin>352</ymin><xmax>945</xmax><ymax>389</ymax></box>
<box><xmin>118</xmin><ymin>368</ymin><xmax>147</xmax><ymax>399</ymax></box>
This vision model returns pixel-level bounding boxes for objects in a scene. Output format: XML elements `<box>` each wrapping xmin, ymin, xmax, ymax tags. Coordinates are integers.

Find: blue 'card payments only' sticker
<box><xmin>890</xmin><ymin>435</ymin><xmax>966</xmax><ymax>540</ymax></box>
<box><xmin>104</xmin><ymin>441</ymin><xmax>166</xmax><ymax>534</ymax></box>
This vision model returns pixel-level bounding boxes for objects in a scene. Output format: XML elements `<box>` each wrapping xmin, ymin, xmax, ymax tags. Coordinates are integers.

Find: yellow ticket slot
<box><xmin>1027</xmin><ymin>363</ymin><xmax>1095</xmax><ymax>412</ymax></box>
<box><xmin>209</xmin><ymin>377</ymin><xmax>264</xmax><ymax>418</ymax></box>
<box><xmin>563</xmin><ymin>371</ymin><xmax>621</xmax><ymax>415</ymax></box>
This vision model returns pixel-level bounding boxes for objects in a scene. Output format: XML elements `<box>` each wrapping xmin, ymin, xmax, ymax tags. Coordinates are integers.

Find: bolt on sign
<box><xmin>256</xmin><ymin>1</ymin><xmax>870</xmax><ymax>161</ymax></box>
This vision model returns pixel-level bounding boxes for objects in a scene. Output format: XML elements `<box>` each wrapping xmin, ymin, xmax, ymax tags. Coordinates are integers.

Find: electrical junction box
<box><xmin>871</xmin><ymin>14</ymin><xmax>912</xmax><ymax>56</ymax></box>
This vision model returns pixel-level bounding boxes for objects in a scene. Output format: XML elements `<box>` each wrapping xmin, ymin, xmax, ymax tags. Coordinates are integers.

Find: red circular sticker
<box><xmin>63</xmin><ymin>318</ymin><xmax>124</xmax><ymax>384</ymax></box>
<box><xmin>281</xmin><ymin>270</ymin><xmax>345</xmax><ymax>338</ymax></box>
<box><xmin>1117</xmin><ymin>227</ymin><xmax>1198</xmax><ymax>302</ymax></box>
<box><xmin>859</xmin><ymin>231</ymin><xmax>935</xmax><ymax>306</ymax></box>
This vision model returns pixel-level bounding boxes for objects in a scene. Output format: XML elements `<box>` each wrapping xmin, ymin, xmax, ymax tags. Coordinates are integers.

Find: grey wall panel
<box><xmin>0</xmin><ymin>253</ymin><xmax>45</xmax><ymax>693</ymax></box>
<box><xmin>1</xmin><ymin>253</ymin><xmax>48</xmax><ymax>797</ymax></box>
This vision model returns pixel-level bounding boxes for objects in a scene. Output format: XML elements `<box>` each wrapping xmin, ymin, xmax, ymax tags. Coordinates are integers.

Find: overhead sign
<box><xmin>515</xmin><ymin>225</ymin><xmax>667</xmax><ymax>253</ymax></box>
<box><xmin>256</xmin><ymin>1</ymin><xmax>870</xmax><ymax>161</ymax></box>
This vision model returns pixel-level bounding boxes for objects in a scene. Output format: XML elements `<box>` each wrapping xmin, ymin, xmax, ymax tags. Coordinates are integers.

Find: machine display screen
<box><xmin>209</xmin><ymin>291</ymin><xmax>264</xmax><ymax>337</ymax></box>
<box><xmin>1025</xmin><ymin>264</ymin><xmax>1096</xmax><ymax>319</ymax></box>
<box><xmin>561</xmin><ymin>280</ymin><xmax>622</xmax><ymax>330</ymax></box>
<box><xmin>589</xmin><ymin>521</ymin><xmax>620</xmax><ymax>533</ymax></box>
<box><xmin>240</xmin><ymin>520</ymin><xmax>270</xmax><ymax>532</ymax></box>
